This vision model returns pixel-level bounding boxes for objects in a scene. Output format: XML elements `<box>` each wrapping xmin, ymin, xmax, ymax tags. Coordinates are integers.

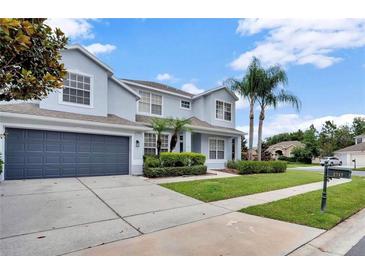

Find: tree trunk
<box><xmin>170</xmin><ymin>133</ymin><xmax>178</xmax><ymax>152</ymax></box>
<box><xmin>248</xmin><ymin>99</ymin><xmax>255</xmax><ymax>160</ymax></box>
<box><xmin>157</xmin><ymin>134</ymin><xmax>162</xmax><ymax>156</ymax></box>
<box><xmin>257</xmin><ymin>106</ymin><xmax>265</xmax><ymax>161</ymax></box>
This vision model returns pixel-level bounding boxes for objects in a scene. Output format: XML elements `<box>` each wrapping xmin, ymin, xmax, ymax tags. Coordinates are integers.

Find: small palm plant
<box><xmin>151</xmin><ymin>118</ymin><xmax>169</xmax><ymax>156</ymax></box>
<box><xmin>168</xmin><ymin>118</ymin><xmax>191</xmax><ymax>152</ymax></box>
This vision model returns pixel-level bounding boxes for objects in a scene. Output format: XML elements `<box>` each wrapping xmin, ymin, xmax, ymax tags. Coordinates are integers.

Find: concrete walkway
<box><xmin>70</xmin><ymin>212</ymin><xmax>324</xmax><ymax>256</ymax></box>
<box><xmin>290</xmin><ymin>208</ymin><xmax>365</xmax><ymax>256</ymax></box>
<box><xmin>210</xmin><ymin>178</ymin><xmax>351</xmax><ymax>211</ymax></box>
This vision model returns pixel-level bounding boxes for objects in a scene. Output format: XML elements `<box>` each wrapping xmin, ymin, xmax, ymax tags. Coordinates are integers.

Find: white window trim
<box><xmin>58</xmin><ymin>70</ymin><xmax>94</xmax><ymax>109</ymax></box>
<box><xmin>215</xmin><ymin>99</ymin><xmax>232</xmax><ymax>122</ymax></box>
<box><xmin>180</xmin><ymin>100</ymin><xmax>191</xmax><ymax>110</ymax></box>
<box><xmin>137</xmin><ymin>90</ymin><xmax>163</xmax><ymax>117</ymax></box>
<box><xmin>208</xmin><ymin>137</ymin><xmax>225</xmax><ymax>160</ymax></box>
<box><xmin>143</xmin><ymin>132</ymin><xmax>170</xmax><ymax>155</ymax></box>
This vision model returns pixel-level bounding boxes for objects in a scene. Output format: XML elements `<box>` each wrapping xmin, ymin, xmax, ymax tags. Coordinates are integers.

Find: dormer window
<box><xmin>216</xmin><ymin>100</ymin><xmax>231</xmax><ymax>121</ymax></box>
<box><xmin>138</xmin><ymin>90</ymin><xmax>162</xmax><ymax>116</ymax></box>
<box><xmin>62</xmin><ymin>72</ymin><xmax>91</xmax><ymax>106</ymax></box>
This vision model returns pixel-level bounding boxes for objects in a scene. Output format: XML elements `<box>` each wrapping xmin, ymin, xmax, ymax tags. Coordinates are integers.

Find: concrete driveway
<box><xmin>1</xmin><ymin>174</ymin><xmax>325</xmax><ymax>256</ymax></box>
<box><xmin>0</xmin><ymin>175</ymin><xmax>228</xmax><ymax>255</ymax></box>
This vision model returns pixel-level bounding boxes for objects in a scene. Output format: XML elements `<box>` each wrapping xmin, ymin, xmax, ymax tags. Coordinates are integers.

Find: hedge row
<box><xmin>144</xmin><ymin>165</ymin><xmax>207</xmax><ymax>178</ymax></box>
<box><xmin>226</xmin><ymin>160</ymin><xmax>287</xmax><ymax>174</ymax></box>
<box><xmin>144</xmin><ymin>152</ymin><xmax>206</xmax><ymax>168</ymax></box>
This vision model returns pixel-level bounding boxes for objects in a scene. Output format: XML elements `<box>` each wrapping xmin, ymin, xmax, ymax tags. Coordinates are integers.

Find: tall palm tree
<box><xmin>151</xmin><ymin>118</ymin><xmax>168</xmax><ymax>156</ymax></box>
<box><xmin>256</xmin><ymin>65</ymin><xmax>301</xmax><ymax>161</ymax></box>
<box><xmin>168</xmin><ymin>118</ymin><xmax>191</xmax><ymax>152</ymax></box>
<box><xmin>226</xmin><ymin>57</ymin><xmax>263</xmax><ymax>160</ymax></box>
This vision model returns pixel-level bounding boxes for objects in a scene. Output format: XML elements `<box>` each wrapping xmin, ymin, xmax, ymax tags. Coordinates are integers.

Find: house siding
<box><xmin>40</xmin><ymin>49</ymin><xmax>109</xmax><ymax>117</ymax></box>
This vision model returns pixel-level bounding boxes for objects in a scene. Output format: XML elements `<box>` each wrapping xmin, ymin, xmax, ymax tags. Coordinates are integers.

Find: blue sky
<box><xmin>47</xmin><ymin>18</ymin><xmax>365</xmax><ymax>140</ymax></box>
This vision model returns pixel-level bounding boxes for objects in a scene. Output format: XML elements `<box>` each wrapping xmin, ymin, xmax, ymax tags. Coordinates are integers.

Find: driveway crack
<box><xmin>75</xmin><ymin>177</ymin><xmax>143</xmax><ymax>235</ymax></box>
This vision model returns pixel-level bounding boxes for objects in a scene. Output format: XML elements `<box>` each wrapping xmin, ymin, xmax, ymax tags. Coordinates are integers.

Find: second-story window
<box><xmin>138</xmin><ymin>91</ymin><xmax>162</xmax><ymax>116</ymax></box>
<box><xmin>216</xmin><ymin>100</ymin><xmax>232</xmax><ymax>121</ymax></box>
<box><xmin>63</xmin><ymin>72</ymin><xmax>91</xmax><ymax>106</ymax></box>
<box><xmin>181</xmin><ymin>100</ymin><xmax>191</xmax><ymax>109</ymax></box>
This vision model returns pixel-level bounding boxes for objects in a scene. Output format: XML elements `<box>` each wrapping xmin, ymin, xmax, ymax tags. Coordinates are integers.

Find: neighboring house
<box><xmin>266</xmin><ymin>141</ymin><xmax>304</xmax><ymax>160</ymax></box>
<box><xmin>334</xmin><ymin>134</ymin><xmax>365</xmax><ymax>167</ymax></box>
<box><xmin>0</xmin><ymin>45</ymin><xmax>244</xmax><ymax>180</ymax></box>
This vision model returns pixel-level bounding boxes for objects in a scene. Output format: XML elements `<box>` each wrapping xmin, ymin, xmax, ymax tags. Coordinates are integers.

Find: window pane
<box><xmin>161</xmin><ymin>134</ymin><xmax>169</xmax><ymax>149</ymax></box>
<box><xmin>224</xmin><ymin>103</ymin><xmax>232</xmax><ymax>121</ymax></box>
<box><xmin>139</xmin><ymin>91</ymin><xmax>150</xmax><ymax>113</ymax></box>
<box><xmin>144</xmin><ymin>148</ymin><xmax>156</xmax><ymax>155</ymax></box>
<box><xmin>217</xmin><ymin>140</ymin><xmax>224</xmax><ymax>150</ymax></box>
<box><xmin>181</xmin><ymin>100</ymin><xmax>190</xmax><ymax>109</ymax></box>
<box><xmin>217</xmin><ymin>151</ymin><xmax>224</xmax><ymax>159</ymax></box>
<box><xmin>216</xmin><ymin>101</ymin><xmax>223</xmax><ymax>119</ymax></box>
<box><xmin>62</xmin><ymin>72</ymin><xmax>91</xmax><ymax>106</ymax></box>
<box><xmin>151</xmin><ymin>104</ymin><xmax>162</xmax><ymax>115</ymax></box>
<box><xmin>209</xmin><ymin>139</ymin><xmax>216</xmax><ymax>150</ymax></box>
<box><xmin>209</xmin><ymin>151</ymin><xmax>216</xmax><ymax>159</ymax></box>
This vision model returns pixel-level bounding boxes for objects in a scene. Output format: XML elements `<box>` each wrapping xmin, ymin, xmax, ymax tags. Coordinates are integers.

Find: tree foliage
<box><xmin>168</xmin><ymin>118</ymin><xmax>190</xmax><ymax>152</ymax></box>
<box><xmin>352</xmin><ymin>117</ymin><xmax>365</xmax><ymax>136</ymax></box>
<box><xmin>0</xmin><ymin>18</ymin><xmax>68</xmax><ymax>101</ymax></box>
<box><xmin>151</xmin><ymin>118</ymin><xmax>169</xmax><ymax>156</ymax></box>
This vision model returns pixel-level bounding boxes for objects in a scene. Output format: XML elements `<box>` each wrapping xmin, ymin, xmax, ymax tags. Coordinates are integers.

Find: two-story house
<box><xmin>0</xmin><ymin>45</ymin><xmax>244</xmax><ymax>180</ymax></box>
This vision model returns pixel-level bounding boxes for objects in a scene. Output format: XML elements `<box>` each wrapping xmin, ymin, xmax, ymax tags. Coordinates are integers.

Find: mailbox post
<box><xmin>321</xmin><ymin>161</ymin><xmax>329</xmax><ymax>212</ymax></box>
<box><xmin>321</xmin><ymin>163</ymin><xmax>352</xmax><ymax>212</ymax></box>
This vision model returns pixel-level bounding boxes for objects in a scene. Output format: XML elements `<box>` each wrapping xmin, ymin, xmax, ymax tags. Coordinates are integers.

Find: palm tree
<box><xmin>151</xmin><ymin>118</ymin><xmax>168</xmax><ymax>156</ymax></box>
<box><xmin>226</xmin><ymin>57</ymin><xmax>263</xmax><ymax>160</ymax></box>
<box><xmin>256</xmin><ymin>65</ymin><xmax>301</xmax><ymax>161</ymax></box>
<box><xmin>168</xmin><ymin>118</ymin><xmax>191</xmax><ymax>152</ymax></box>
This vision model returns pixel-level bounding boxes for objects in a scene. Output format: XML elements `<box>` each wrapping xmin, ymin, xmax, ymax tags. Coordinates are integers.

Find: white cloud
<box><xmin>236</xmin><ymin>113</ymin><xmax>365</xmax><ymax>144</ymax></box>
<box><xmin>156</xmin><ymin>73</ymin><xmax>174</xmax><ymax>81</ymax></box>
<box><xmin>84</xmin><ymin>43</ymin><xmax>116</xmax><ymax>55</ymax></box>
<box><xmin>46</xmin><ymin>18</ymin><xmax>94</xmax><ymax>40</ymax></box>
<box><xmin>181</xmin><ymin>83</ymin><xmax>204</xmax><ymax>94</ymax></box>
<box><xmin>231</xmin><ymin>19</ymin><xmax>365</xmax><ymax>70</ymax></box>
<box><xmin>236</xmin><ymin>97</ymin><xmax>249</xmax><ymax>110</ymax></box>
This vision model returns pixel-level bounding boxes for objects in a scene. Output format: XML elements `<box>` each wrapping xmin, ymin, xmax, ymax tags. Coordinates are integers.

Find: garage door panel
<box><xmin>5</xmin><ymin>128</ymin><xmax>130</xmax><ymax>179</ymax></box>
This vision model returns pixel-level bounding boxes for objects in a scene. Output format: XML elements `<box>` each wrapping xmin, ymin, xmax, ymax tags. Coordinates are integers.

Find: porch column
<box><xmin>183</xmin><ymin>131</ymin><xmax>191</xmax><ymax>152</ymax></box>
<box><xmin>235</xmin><ymin>136</ymin><xmax>242</xmax><ymax>160</ymax></box>
<box><xmin>0</xmin><ymin>124</ymin><xmax>5</xmax><ymax>181</ymax></box>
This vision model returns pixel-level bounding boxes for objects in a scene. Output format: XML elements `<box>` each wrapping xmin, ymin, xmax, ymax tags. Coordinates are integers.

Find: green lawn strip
<box><xmin>240</xmin><ymin>176</ymin><xmax>365</xmax><ymax>230</ymax></box>
<box><xmin>287</xmin><ymin>163</ymin><xmax>320</xmax><ymax>168</ymax></box>
<box><xmin>354</xmin><ymin>167</ymin><xmax>365</xmax><ymax>171</ymax></box>
<box><xmin>161</xmin><ymin>170</ymin><xmax>323</xmax><ymax>202</ymax></box>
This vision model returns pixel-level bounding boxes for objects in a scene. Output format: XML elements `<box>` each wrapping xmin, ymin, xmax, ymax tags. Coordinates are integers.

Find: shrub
<box><xmin>234</xmin><ymin>160</ymin><xmax>287</xmax><ymax>174</ymax></box>
<box><xmin>160</xmin><ymin>152</ymin><xmax>206</xmax><ymax>167</ymax></box>
<box><xmin>226</xmin><ymin>160</ymin><xmax>238</xmax><ymax>169</ymax></box>
<box><xmin>143</xmin><ymin>155</ymin><xmax>160</xmax><ymax>168</ymax></box>
<box><xmin>144</xmin><ymin>165</ymin><xmax>207</xmax><ymax>178</ymax></box>
<box><xmin>278</xmin><ymin>155</ymin><xmax>296</xmax><ymax>162</ymax></box>
<box><xmin>0</xmin><ymin>155</ymin><xmax>3</xmax><ymax>175</ymax></box>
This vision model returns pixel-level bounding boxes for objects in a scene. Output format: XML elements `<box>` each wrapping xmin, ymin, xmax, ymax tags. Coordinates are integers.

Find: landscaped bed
<box><xmin>161</xmin><ymin>170</ymin><xmax>323</xmax><ymax>202</ymax></box>
<box><xmin>240</xmin><ymin>176</ymin><xmax>365</xmax><ymax>230</ymax></box>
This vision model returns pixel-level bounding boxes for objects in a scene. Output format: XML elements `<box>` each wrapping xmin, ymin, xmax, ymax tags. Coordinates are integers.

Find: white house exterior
<box><xmin>0</xmin><ymin>45</ymin><xmax>244</xmax><ymax>180</ymax></box>
<box><xmin>334</xmin><ymin>134</ymin><xmax>365</xmax><ymax>168</ymax></box>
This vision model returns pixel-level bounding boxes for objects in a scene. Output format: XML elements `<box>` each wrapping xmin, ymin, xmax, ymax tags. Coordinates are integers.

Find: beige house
<box><xmin>267</xmin><ymin>141</ymin><xmax>304</xmax><ymax>160</ymax></box>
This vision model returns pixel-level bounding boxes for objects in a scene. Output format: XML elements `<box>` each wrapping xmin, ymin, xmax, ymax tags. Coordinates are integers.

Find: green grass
<box><xmin>241</xmin><ymin>176</ymin><xmax>365</xmax><ymax>230</ymax></box>
<box><xmin>161</xmin><ymin>170</ymin><xmax>323</xmax><ymax>202</ymax></box>
<box><xmin>354</xmin><ymin>167</ymin><xmax>365</xmax><ymax>171</ymax></box>
<box><xmin>287</xmin><ymin>162</ymin><xmax>319</xmax><ymax>168</ymax></box>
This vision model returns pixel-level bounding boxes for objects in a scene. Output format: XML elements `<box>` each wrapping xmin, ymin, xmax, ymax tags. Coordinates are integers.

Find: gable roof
<box><xmin>66</xmin><ymin>44</ymin><xmax>113</xmax><ymax>74</ymax></box>
<box><xmin>65</xmin><ymin>45</ymin><xmax>140</xmax><ymax>99</ymax></box>
<box><xmin>267</xmin><ymin>141</ymin><xmax>304</xmax><ymax>150</ymax></box>
<box><xmin>335</xmin><ymin>142</ymin><xmax>365</xmax><ymax>153</ymax></box>
<box><xmin>121</xmin><ymin>79</ymin><xmax>193</xmax><ymax>98</ymax></box>
<box><xmin>192</xmin><ymin>86</ymin><xmax>239</xmax><ymax>101</ymax></box>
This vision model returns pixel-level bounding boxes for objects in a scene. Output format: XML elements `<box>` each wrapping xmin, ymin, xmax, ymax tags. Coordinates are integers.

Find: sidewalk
<box><xmin>289</xmin><ymin>208</ymin><xmax>365</xmax><ymax>256</ymax></box>
<box><xmin>210</xmin><ymin>178</ymin><xmax>351</xmax><ymax>211</ymax></box>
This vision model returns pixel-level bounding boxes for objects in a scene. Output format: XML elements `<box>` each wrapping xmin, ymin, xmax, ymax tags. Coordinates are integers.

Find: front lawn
<box><xmin>161</xmin><ymin>170</ymin><xmax>323</xmax><ymax>202</ymax></box>
<box><xmin>241</xmin><ymin>176</ymin><xmax>365</xmax><ymax>230</ymax></box>
<box><xmin>287</xmin><ymin>162</ymin><xmax>319</xmax><ymax>168</ymax></box>
<box><xmin>354</xmin><ymin>167</ymin><xmax>365</xmax><ymax>171</ymax></box>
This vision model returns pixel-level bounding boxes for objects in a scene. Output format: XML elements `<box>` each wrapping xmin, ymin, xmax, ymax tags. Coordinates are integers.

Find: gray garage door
<box><xmin>5</xmin><ymin>128</ymin><xmax>129</xmax><ymax>180</ymax></box>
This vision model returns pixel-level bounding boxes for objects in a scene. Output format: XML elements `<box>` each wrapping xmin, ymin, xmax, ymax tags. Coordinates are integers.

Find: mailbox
<box><xmin>327</xmin><ymin>167</ymin><xmax>352</xmax><ymax>179</ymax></box>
